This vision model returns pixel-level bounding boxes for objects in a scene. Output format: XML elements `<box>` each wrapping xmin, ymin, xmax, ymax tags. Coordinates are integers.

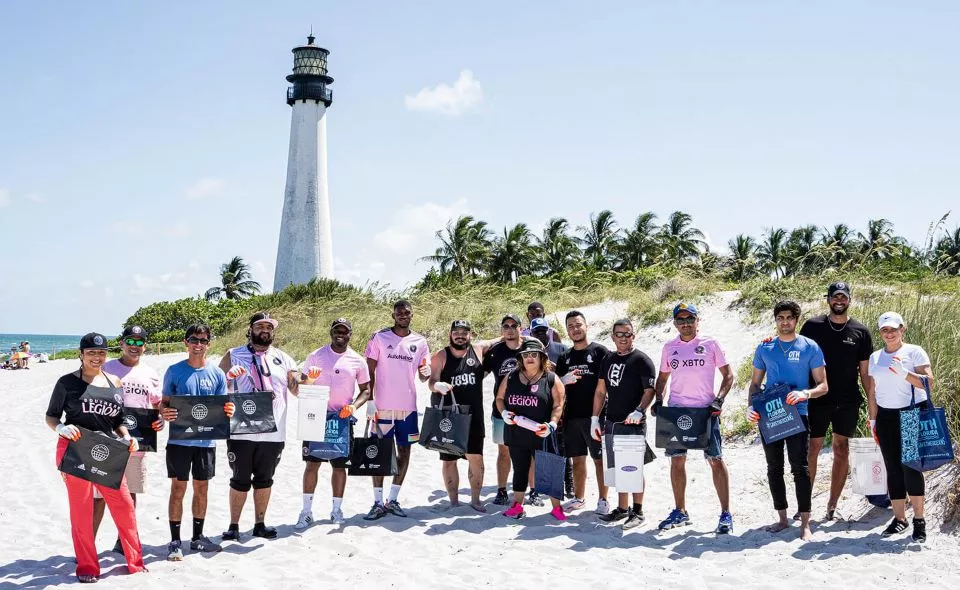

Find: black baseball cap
<box><xmin>827</xmin><ymin>281</ymin><xmax>851</xmax><ymax>298</ymax></box>
<box><xmin>121</xmin><ymin>325</ymin><xmax>149</xmax><ymax>341</ymax></box>
<box><xmin>331</xmin><ymin>317</ymin><xmax>352</xmax><ymax>330</ymax></box>
<box><xmin>516</xmin><ymin>338</ymin><xmax>546</xmax><ymax>357</ymax></box>
<box><xmin>501</xmin><ymin>313</ymin><xmax>522</xmax><ymax>326</ymax></box>
<box><xmin>249</xmin><ymin>311</ymin><xmax>279</xmax><ymax>328</ymax></box>
<box><xmin>79</xmin><ymin>332</ymin><xmax>109</xmax><ymax>350</ymax></box>
<box><xmin>450</xmin><ymin>319</ymin><xmax>471</xmax><ymax>331</ymax></box>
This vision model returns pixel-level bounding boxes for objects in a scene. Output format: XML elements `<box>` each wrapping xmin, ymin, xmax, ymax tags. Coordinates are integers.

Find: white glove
<box><xmin>869</xmin><ymin>419</ymin><xmax>879</xmax><ymax>444</ymax></box>
<box><xmin>747</xmin><ymin>405</ymin><xmax>760</xmax><ymax>423</ymax></box>
<box><xmin>502</xmin><ymin>410</ymin><xmax>516</xmax><ymax>426</ymax></box>
<box><xmin>55</xmin><ymin>423</ymin><xmax>81</xmax><ymax>441</ymax></box>
<box><xmin>123</xmin><ymin>434</ymin><xmax>139</xmax><ymax>453</ymax></box>
<box><xmin>590</xmin><ymin>416</ymin><xmax>602</xmax><ymax>441</ymax></box>
<box><xmin>888</xmin><ymin>356</ymin><xmax>909</xmax><ymax>380</ymax></box>
<box><xmin>418</xmin><ymin>359</ymin><xmax>432</xmax><ymax>378</ymax></box>
<box><xmin>536</xmin><ymin>421</ymin><xmax>557</xmax><ymax>438</ymax></box>
<box><xmin>434</xmin><ymin>382</ymin><xmax>452</xmax><ymax>394</ymax></box>
<box><xmin>786</xmin><ymin>390</ymin><xmax>809</xmax><ymax>405</ymax></box>
<box><xmin>560</xmin><ymin>371</ymin><xmax>580</xmax><ymax>385</ymax></box>
<box><xmin>366</xmin><ymin>401</ymin><xmax>378</xmax><ymax>419</ymax></box>
<box><xmin>624</xmin><ymin>409</ymin><xmax>645</xmax><ymax>425</ymax></box>
<box><xmin>226</xmin><ymin>365</ymin><xmax>248</xmax><ymax>380</ymax></box>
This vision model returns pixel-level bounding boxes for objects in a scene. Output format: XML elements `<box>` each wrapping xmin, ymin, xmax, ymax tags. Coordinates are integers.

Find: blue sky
<box><xmin>2</xmin><ymin>1</ymin><xmax>958</xmax><ymax>335</ymax></box>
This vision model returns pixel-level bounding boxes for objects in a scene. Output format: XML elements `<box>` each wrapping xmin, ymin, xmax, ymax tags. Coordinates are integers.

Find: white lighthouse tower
<box><xmin>274</xmin><ymin>34</ymin><xmax>335</xmax><ymax>291</ymax></box>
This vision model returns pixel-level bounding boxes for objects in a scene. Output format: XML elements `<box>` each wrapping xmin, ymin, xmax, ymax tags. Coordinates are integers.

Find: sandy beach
<box><xmin>2</xmin><ymin>295</ymin><xmax>959</xmax><ymax>589</ymax></box>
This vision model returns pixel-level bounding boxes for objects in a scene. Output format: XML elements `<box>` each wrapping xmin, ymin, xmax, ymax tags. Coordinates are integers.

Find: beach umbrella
<box><xmin>10</xmin><ymin>352</ymin><xmax>29</xmax><ymax>360</ymax></box>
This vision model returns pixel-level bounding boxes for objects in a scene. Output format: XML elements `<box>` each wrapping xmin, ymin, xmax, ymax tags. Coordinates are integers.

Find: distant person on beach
<box><xmin>159</xmin><ymin>323</ymin><xmax>233</xmax><ymax>560</ymax></box>
<box><xmin>799</xmin><ymin>281</ymin><xmax>873</xmax><ymax>521</ymax></box>
<box><xmin>748</xmin><ymin>300</ymin><xmax>828</xmax><ymax>541</ymax></box>
<box><xmin>867</xmin><ymin>311</ymin><xmax>934</xmax><ymax>543</ymax></box>
<box><xmin>362</xmin><ymin>300</ymin><xmax>431</xmax><ymax>521</ymax></box>
<box><xmin>219</xmin><ymin>312</ymin><xmax>298</xmax><ymax>542</ymax></box>
<box><xmin>94</xmin><ymin>326</ymin><xmax>163</xmax><ymax>554</ymax></box>
<box><xmin>496</xmin><ymin>338</ymin><xmax>567</xmax><ymax>520</ymax></box>
<box><xmin>521</xmin><ymin>301</ymin><xmax>560</xmax><ymax>344</ymax></box>
<box><xmin>295</xmin><ymin>317</ymin><xmax>371</xmax><ymax>528</ymax></box>
<box><xmin>19</xmin><ymin>341</ymin><xmax>30</xmax><ymax>369</ymax></box>
<box><xmin>653</xmin><ymin>303</ymin><xmax>735</xmax><ymax>534</ymax></box>
<box><xmin>45</xmin><ymin>332</ymin><xmax>145</xmax><ymax>583</ymax></box>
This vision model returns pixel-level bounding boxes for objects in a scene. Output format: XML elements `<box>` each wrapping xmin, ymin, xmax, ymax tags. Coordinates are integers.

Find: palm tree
<box><xmin>758</xmin><ymin>228</ymin><xmax>788</xmax><ymax>278</ymax></box>
<box><xmin>489</xmin><ymin>223</ymin><xmax>536</xmax><ymax>282</ymax></box>
<box><xmin>818</xmin><ymin>223</ymin><xmax>855</xmax><ymax>269</ymax></box>
<box><xmin>419</xmin><ymin>215</ymin><xmax>491</xmax><ymax>278</ymax></box>
<box><xmin>536</xmin><ymin>217</ymin><xmax>581</xmax><ymax>275</ymax></box>
<box><xmin>205</xmin><ymin>256</ymin><xmax>261</xmax><ymax>301</ymax></box>
<box><xmin>728</xmin><ymin>234</ymin><xmax>758</xmax><ymax>281</ymax></box>
<box><xmin>934</xmin><ymin>227</ymin><xmax>960</xmax><ymax>275</ymax></box>
<box><xmin>576</xmin><ymin>210</ymin><xmax>620</xmax><ymax>271</ymax></box>
<box><xmin>617</xmin><ymin>212</ymin><xmax>660</xmax><ymax>270</ymax></box>
<box><xmin>858</xmin><ymin>218</ymin><xmax>897</xmax><ymax>262</ymax></box>
<box><xmin>785</xmin><ymin>225</ymin><xmax>820</xmax><ymax>275</ymax></box>
<box><xmin>658</xmin><ymin>211</ymin><xmax>706</xmax><ymax>266</ymax></box>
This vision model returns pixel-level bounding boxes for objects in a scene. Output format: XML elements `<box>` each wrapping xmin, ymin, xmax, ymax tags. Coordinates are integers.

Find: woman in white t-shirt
<box><xmin>866</xmin><ymin>311</ymin><xmax>935</xmax><ymax>543</ymax></box>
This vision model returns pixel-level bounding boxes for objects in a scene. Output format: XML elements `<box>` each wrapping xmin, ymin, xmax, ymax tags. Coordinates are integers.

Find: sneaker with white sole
<box><xmin>331</xmin><ymin>508</ymin><xmax>345</xmax><ymax>524</ymax></box>
<box><xmin>166</xmin><ymin>540</ymin><xmax>183</xmax><ymax>561</ymax></box>
<box><xmin>189</xmin><ymin>535</ymin><xmax>223</xmax><ymax>553</ymax></box>
<box><xmin>595</xmin><ymin>498</ymin><xmax>611</xmax><ymax>516</ymax></box>
<box><xmin>294</xmin><ymin>511</ymin><xmax>314</xmax><ymax>530</ymax></box>
<box><xmin>562</xmin><ymin>498</ymin><xmax>586</xmax><ymax>513</ymax></box>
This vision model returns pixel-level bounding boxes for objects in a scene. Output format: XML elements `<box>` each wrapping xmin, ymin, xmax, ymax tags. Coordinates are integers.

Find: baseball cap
<box><xmin>516</xmin><ymin>338</ymin><xmax>546</xmax><ymax>357</ymax></box>
<box><xmin>450</xmin><ymin>319</ymin><xmax>471</xmax><ymax>331</ymax></box>
<box><xmin>673</xmin><ymin>303</ymin><xmax>698</xmax><ymax>318</ymax></box>
<box><xmin>331</xmin><ymin>317</ymin><xmax>352</xmax><ymax>330</ymax></box>
<box><xmin>79</xmin><ymin>332</ymin><xmax>109</xmax><ymax>350</ymax></box>
<box><xmin>827</xmin><ymin>281</ymin><xmax>852</xmax><ymax>298</ymax></box>
<box><xmin>530</xmin><ymin>317</ymin><xmax>549</xmax><ymax>332</ymax></box>
<box><xmin>121</xmin><ymin>325</ymin><xmax>149</xmax><ymax>341</ymax></box>
<box><xmin>249</xmin><ymin>311</ymin><xmax>279</xmax><ymax>328</ymax></box>
<box><xmin>501</xmin><ymin>313</ymin><xmax>522</xmax><ymax>326</ymax></box>
<box><xmin>878</xmin><ymin>311</ymin><xmax>904</xmax><ymax>329</ymax></box>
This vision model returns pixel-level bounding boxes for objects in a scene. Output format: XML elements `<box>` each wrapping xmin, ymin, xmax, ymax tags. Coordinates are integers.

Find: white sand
<box><xmin>2</xmin><ymin>298</ymin><xmax>959</xmax><ymax>589</ymax></box>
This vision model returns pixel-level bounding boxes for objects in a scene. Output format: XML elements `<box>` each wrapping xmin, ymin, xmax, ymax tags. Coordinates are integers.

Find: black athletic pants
<box><xmin>509</xmin><ymin>446</ymin><xmax>535</xmax><ymax>494</ymax></box>
<box><xmin>762</xmin><ymin>416</ymin><xmax>811</xmax><ymax>513</ymax></box>
<box><xmin>876</xmin><ymin>406</ymin><xmax>925</xmax><ymax>501</ymax></box>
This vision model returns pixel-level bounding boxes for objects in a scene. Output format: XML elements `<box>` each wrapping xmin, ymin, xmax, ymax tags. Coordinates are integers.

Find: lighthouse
<box><xmin>273</xmin><ymin>34</ymin><xmax>335</xmax><ymax>291</ymax></box>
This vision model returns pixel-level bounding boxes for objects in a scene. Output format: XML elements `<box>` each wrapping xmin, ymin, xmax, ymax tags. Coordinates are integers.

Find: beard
<box><xmin>830</xmin><ymin>302</ymin><xmax>849</xmax><ymax>316</ymax></box>
<box><xmin>251</xmin><ymin>331</ymin><xmax>274</xmax><ymax>346</ymax></box>
<box><xmin>449</xmin><ymin>337</ymin><xmax>469</xmax><ymax>351</ymax></box>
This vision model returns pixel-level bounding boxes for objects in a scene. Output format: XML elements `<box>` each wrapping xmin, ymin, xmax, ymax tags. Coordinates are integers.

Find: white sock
<box><xmin>388</xmin><ymin>484</ymin><xmax>402</xmax><ymax>503</ymax></box>
<box><xmin>332</xmin><ymin>497</ymin><xmax>343</xmax><ymax>512</ymax></box>
<box><xmin>302</xmin><ymin>493</ymin><xmax>314</xmax><ymax>513</ymax></box>
<box><xmin>373</xmin><ymin>487</ymin><xmax>383</xmax><ymax>504</ymax></box>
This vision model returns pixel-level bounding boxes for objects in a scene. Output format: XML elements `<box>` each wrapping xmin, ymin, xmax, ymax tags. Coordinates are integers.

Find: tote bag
<box><xmin>534</xmin><ymin>429</ymin><xmax>566</xmax><ymax>500</ymax></box>
<box><xmin>305</xmin><ymin>413</ymin><xmax>355</xmax><ymax>460</ymax></box>
<box><xmin>169</xmin><ymin>395</ymin><xmax>230</xmax><ymax>440</ymax></box>
<box><xmin>419</xmin><ymin>391</ymin><xmax>472</xmax><ymax>456</ymax></box>
<box><xmin>58</xmin><ymin>427</ymin><xmax>130</xmax><ymax>490</ymax></box>
<box><xmin>755</xmin><ymin>383</ymin><xmax>806</xmax><ymax>444</ymax></box>
<box><xmin>348</xmin><ymin>419</ymin><xmax>399</xmax><ymax>477</ymax></box>
<box><xmin>120</xmin><ymin>407</ymin><xmax>159</xmax><ymax>452</ymax></box>
<box><xmin>228</xmin><ymin>391</ymin><xmax>277</xmax><ymax>435</ymax></box>
<box><xmin>655</xmin><ymin>406</ymin><xmax>712</xmax><ymax>450</ymax></box>
<box><xmin>901</xmin><ymin>377</ymin><xmax>954</xmax><ymax>472</ymax></box>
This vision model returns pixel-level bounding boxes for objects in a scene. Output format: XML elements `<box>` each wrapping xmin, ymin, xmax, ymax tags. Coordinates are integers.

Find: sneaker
<box><xmin>363</xmin><ymin>503</ymin><xmax>389</xmax><ymax>521</ymax></box>
<box><xmin>716</xmin><ymin>511</ymin><xmax>733</xmax><ymax>534</ymax></box>
<box><xmin>111</xmin><ymin>538</ymin><xmax>124</xmax><ymax>555</ymax></box>
<box><xmin>493</xmin><ymin>489</ymin><xmax>510</xmax><ymax>505</ymax></box>
<box><xmin>221</xmin><ymin>527</ymin><xmax>241</xmax><ymax>541</ymax></box>
<box><xmin>595</xmin><ymin>498</ymin><xmax>611</xmax><ymax>516</ymax></box>
<box><xmin>598</xmin><ymin>507</ymin><xmax>629</xmax><ymax>523</ymax></box>
<box><xmin>294</xmin><ymin>511</ymin><xmax>314</xmax><ymax>530</ymax></box>
<box><xmin>331</xmin><ymin>508</ymin><xmax>345</xmax><ymax>524</ymax></box>
<box><xmin>527</xmin><ymin>491</ymin><xmax>545</xmax><ymax>507</ymax></box>
<box><xmin>252</xmin><ymin>524</ymin><xmax>278</xmax><ymax>539</ymax></box>
<box><xmin>78</xmin><ymin>574</ymin><xmax>98</xmax><ymax>584</ymax></box>
<box><xmin>384</xmin><ymin>500</ymin><xmax>407</xmax><ymax>517</ymax></box>
<box><xmin>658</xmin><ymin>508</ymin><xmax>692</xmax><ymax>531</ymax></box>
<box><xmin>881</xmin><ymin>518</ymin><xmax>909</xmax><ymax>537</ymax></box>
<box><xmin>503</xmin><ymin>502</ymin><xmax>525</xmax><ymax>519</ymax></box>
<box><xmin>190</xmin><ymin>535</ymin><xmax>223</xmax><ymax>553</ymax></box>
<box><xmin>166</xmin><ymin>540</ymin><xmax>183</xmax><ymax>561</ymax></box>
<box><xmin>623</xmin><ymin>510</ymin><xmax>644</xmax><ymax>530</ymax></box>
<box><xmin>793</xmin><ymin>511</ymin><xmax>802</xmax><ymax>521</ymax></box>
<box><xmin>562</xmin><ymin>498</ymin><xmax>586</xmax><ymax>513</ymax></box>
<box><xmin>551</xmin><ymin>505</ymin><xmax>568</xmax><ymax>521</ymax></box>
<box><xmin>912</xmin><ymin>518</ymin><xmax>927</xmax><ymax>543</ymax></box>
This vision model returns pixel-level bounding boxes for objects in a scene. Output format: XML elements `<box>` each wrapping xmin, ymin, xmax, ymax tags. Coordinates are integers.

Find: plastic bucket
<box><xmin>850</xmin><ymin>437</ymin><xmax>887</xmax><ymax>496</ymax></box>
<box><xmin>298</xmin><ymin>385</ymin><xmax>330</xmax><ymax>441</ymax></box>
<box><xmin>611</xmin><ymin>435</ymin><xmax>646</xmax><ymax>492</ymax></box>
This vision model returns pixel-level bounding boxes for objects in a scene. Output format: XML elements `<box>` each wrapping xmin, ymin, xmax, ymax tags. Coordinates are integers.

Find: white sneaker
<box><xmin>562</xmin><ymin>498</ymin><xmax>586</xmax><ymax>513</ymax></box>
<box><xmin>330</xmin><ymin>508</ymin><xmax>345</xmax><ymax>524</ymax></box>
<box><xmin>595</xmin><ymin>499</ymin><xmax>611</xmax><ymax>516</ymax></box>
<box><xmin>294</xmin><ymin>511</ymin><xmax>314</xmax><ymax>530</ymax></box>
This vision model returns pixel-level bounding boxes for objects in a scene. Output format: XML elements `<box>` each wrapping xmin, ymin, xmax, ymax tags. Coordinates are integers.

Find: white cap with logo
<box><xmin>877</xmin><ymin>311</ymin><xmax>905</xmax><ymax>329</ymax></box>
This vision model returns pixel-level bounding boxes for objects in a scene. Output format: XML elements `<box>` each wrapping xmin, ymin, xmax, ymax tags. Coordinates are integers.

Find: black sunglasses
<box><xmin>124</xmin><ymin>338</ymin><xmax>146</xmax><ymax>347</ymax></box>
<box><xmin>186</xmin><ymin>337</ymin><xmax>211</xmax><ymax>345</ymax></box>
<box><xmin>613</xmin><ymin>331</ymin><xmax>634</xmax><ymax>338</ymax></box>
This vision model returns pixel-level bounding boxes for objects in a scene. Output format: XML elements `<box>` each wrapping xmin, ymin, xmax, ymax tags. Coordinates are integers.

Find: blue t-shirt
<box><xmin>163</xmin><ymin>360</ymin><xmax>227</xmax><ymax>447</ymax></box>
<box><xmin>752</xmin><ymin>335</ymin><xmax>825</xmax><ymax>416</ymax></box>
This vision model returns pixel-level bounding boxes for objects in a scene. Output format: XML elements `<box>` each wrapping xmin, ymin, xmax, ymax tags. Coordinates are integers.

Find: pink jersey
<box><xmin>303</xmin><ymin>345</ymin><xmax>371</xmax><ymax>410</ymax></box>
<box><xmin>659</xmin><ymin>335</ymin><xmax>728</xmax><ymax>407</ymax></box>
<box><xmin>364</xmin><ymin>328</ymin><xmax>429</xmax><ymax>411</ymax></box>
<box><xmin>103</xmin><ymin>359</ymin><xmax>162</xmax><ymax>409</ymax></box>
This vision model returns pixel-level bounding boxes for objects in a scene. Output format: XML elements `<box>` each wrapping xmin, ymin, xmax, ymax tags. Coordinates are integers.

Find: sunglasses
<box><xmin>124</xmin><ymin>338</ymin><xmax>146</xmax><ymax>347</ymax></box>
<box><xmin>502</xmin><ymin>323</ymin><xmax>520</xmax><ymax>330</ymax></box>
<box><xmin>520</xmin><ymin>351</ymin><xmax>541</xmax><ymax>358</ymax></box>
<box><xmin>186</xmin><ymin>337</ymin><xmax>211</xmax><ymax>345</ymax></box>
<box><xmin>674</xmin><ymin>317</ymin><xmax>696</xmax><ymax>326</ymax></box>
<box><xmin>613</xmin><ymin>331</ymin><xmax>634</xmax><ymax>338</ymax></box>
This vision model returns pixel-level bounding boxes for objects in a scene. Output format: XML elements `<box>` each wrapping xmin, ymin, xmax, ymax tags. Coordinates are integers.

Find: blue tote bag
<box><xmin>534</xmin><ymin>429</ymin><xmax>566</xmax><ymax>500</ymax></box>
<box><xmin>755</xmin><ymin>383</ymin><xmax>806</xmax><ymax>444</ymax></box>
<box><xmin>901</xmin><ymin>377</ymin><xmax>954</xmax><ymax>472</ymax></box>
<box><xmin>304</xmin><ymin>413</ymin><xmax>356</xmax><ymax>460</ymax></box>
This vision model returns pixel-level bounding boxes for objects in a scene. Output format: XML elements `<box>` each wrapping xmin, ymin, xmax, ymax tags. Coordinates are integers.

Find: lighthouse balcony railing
<box><xmin>287</xmin><ymin>86</ymin><xmax>333</xmax><ymax>103</ymax></box>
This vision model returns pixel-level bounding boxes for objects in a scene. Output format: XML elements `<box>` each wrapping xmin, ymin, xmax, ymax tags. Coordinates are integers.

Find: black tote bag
<box><xmin>169</xmin><ymin>395</ymin><xmax>230</xmax><ymax>440</ymax></box>
<box><xmin>419</xmin><ymin>391</ymin><xmax>472</xmax><ymax>457</ymax></box>
<box><xmin>120</xmin><ymin>407</ymin><xmax>160</xmax><ymax>452</ymax></box>
<box><xmin>348</xmin><ymin>419</ymin><xmax>398</xmax><ymax>477</ymax></box>
<box><xmin>655</xmin><ymin>406</ymin><xmax>712</xmax><ymax>450</ymax></box>
<box><xmin>228</xmin><ymin>391</ymin><xmax>278</xmax><ymax>435</ymax></box>
<box><xmin>58</xmin><ymin>427</ymin><xmax>131</xmax><ymax>490</ymax></box>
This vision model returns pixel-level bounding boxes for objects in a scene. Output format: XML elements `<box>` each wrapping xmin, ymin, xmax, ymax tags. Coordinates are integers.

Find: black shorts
<box><xmin>302</xmin><ymin>422</ymin><xmax>354</xmax><ymax>469</ymax></box>
<box><xmin>562</xmin><ymin>417</ymin><xmax>602</xmax><ymax>460</ymax></box>
<box><xmin>226</xmin><ymin>440</ymin><xmax>285</xmax><ymax>492</ymax></box>
<box><xmin>166</xmin><ymin>444</ymin><xmax>216</xmax><ymax>481</ymax></box>
<box><xmin>808</xmin><ymin>402</ymin><xmax>860</xmax><ymax>439</ymax></box>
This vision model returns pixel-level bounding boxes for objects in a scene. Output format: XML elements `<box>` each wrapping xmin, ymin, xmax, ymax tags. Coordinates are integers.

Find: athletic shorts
<box><xmin>665</xmin><ymin>417</ymin><xmax>723</xmax><ymax>459</ymax></box>
<box><xmin>808</xmin><ymin>402</ymin><xmax>860</xmax><ymax>439</ymax></box>
<box><xmin>439</xmin><ymin>420</ymin><xmax>485</xmax><ymax>462</ymax></box>
<box><xmin>376</xmin><ymin>410</ymin><xmax>419</xmax><ymax>447</ymax></box>
<box><xmin>491</xmin><ymin>417</ymin><xmax>505</xmax><ymax>445</ymax></box>
<box><xmin>166</xmin><ymin>445</ymin><xmax>216</xmax><ymax>481</ymax></box>
<box><xmin>562</xmin><ymin>418</ymin><xmax>602</xmax><ymax>460</ymax></box>
<box><xmin>226</xmin><ymin>440</ymin><xmax>285</xmax><ymax>492</ymax></box>
<box><xmin>302</xmin><ymin>422</ymin><xmax>353</xmax><ymax>468</ymax></box>
<box><xmin>95</xmin><ymin>453</ymin><xmax>145</xmax><ymax>497</ymax></box>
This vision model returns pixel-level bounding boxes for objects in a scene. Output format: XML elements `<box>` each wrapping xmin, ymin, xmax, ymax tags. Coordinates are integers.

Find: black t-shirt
<box><xmin>483</xmin><ymin>341</ymin><xmax>522</xmax><ymax>418</ymax></box>
<box><xmin>556</xmin><ymin>342</ymin><xmax>609</xmax><ymax>420</ymax></box>
<box><xmin>503</xmin><ymin>371</ymin><xmax>555</xmax><ymax>449</ymax></box>
<box><xmin>433</xmin><ymin>346</ymin><xmax>485</xmax><ymax>430</ymax></box>
<box><xmin>46</xmin><ymin>373</ymin><xmax>124</xmax><ymax>434</ymax></box>
<box><xmin>601</xmin><ymin>349</ymin><xmax>656</xmax><ymax>423</ymax></box>
<box><xmin>799</xmin><ymin>315</ymin><xmax>873</xmax><ymax>407</ymax></box>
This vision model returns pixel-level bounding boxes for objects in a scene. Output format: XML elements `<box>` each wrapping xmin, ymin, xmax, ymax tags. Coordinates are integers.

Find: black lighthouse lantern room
<box><xmin>286</xmin><ymin>34</ymin><xmax>334</xmax><ymax>107</ymax></box>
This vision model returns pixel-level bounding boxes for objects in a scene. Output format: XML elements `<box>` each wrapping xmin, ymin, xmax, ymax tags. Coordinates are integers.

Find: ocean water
<box><xmin>0</xmin><ymin>333</ymin><xmax>83</xmax><ymax>355</ymax></box>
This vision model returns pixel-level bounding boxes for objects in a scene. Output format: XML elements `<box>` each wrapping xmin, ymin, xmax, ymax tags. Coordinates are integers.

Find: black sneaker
<box><xmin>363</xmin><ymin>503</ymin><xmax>389</xmax><ymax>521</ymax></box>
<box><xmin>493</xmin><ymin>489</ymin><xmax>510</xmax><ymax>505</ymax></box>
<box><xmin>252</xmin><ymin>524</ymin><xmax>277</xmax><ymax>539</ymax></box>
<box><xmin>881</xmin><ymin>518</ymin><xmax>909</xmax><ymax>537</ymax></box>
<box><xmin>912</xmin><ymin>518</ymin><xmax>927</xmax><ymax>543</ymax></box>
<box><xmin>189</xmin><ymin>535</ymin><xmax>223</xmax><ymax>553</ymax></box>
<box><xmin>384</xmin><ymin>500</ymin><xmax>408</xmax><ymax>517</ymax></box>
<box><xmin>111</xmin><ymin>538</ymin><xmax>124</xmax><ymax>555</ymax></box>
<box><xmin>527</xmin><ymin>491</ymin><xmax>545</xmax><ymax>507</ymax></box>
<box><xmin>599</xmin><ymin>507</ymin><xmax>629</xmax><ymax>523</ymax></box>
<box><xmin>623</xmin><ymin>509</ymin><xmax>645</xmax><ymax>530</ymax></box>
<box><xmin>221</xmin><ymin>526</ymin><xmax>241</xmax><ymax>541</ymax></box>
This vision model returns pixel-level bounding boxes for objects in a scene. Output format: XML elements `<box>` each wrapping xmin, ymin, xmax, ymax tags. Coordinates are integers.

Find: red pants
<box><xmin>55</xmin><ymin>438</ymin><xmax>145</xmax><ymax>578</ymax></box>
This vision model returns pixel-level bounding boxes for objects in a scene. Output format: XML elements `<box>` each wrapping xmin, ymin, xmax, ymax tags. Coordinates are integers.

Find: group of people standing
<box><xmin>45</xmin><ymin>284</ymin><xmax>938</xmax><ymax>583</ymax></box>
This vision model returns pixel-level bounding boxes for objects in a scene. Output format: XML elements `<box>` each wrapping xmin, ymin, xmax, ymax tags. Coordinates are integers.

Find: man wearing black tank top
<box><xmin>428</xmin><ymin>320</ymin><xmax>497</xmax><ymax>512</ymax></box>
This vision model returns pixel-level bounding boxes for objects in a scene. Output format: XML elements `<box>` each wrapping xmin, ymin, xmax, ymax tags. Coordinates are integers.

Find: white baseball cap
<box><xmin>877</xmin><ymin>311</ymin><xmax>904</xmax><ymax>329</ymax></box>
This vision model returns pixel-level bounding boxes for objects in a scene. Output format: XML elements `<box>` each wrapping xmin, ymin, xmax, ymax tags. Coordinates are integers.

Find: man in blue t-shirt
<box><xmin>159</xmin><ymin>323</ymin><xmax>233</xmax><ymax>560</ymax></box>
<box><xmin>747</xmin><ymin>301</ymin><xmax>828</xmax><ymax>542</ymax></box>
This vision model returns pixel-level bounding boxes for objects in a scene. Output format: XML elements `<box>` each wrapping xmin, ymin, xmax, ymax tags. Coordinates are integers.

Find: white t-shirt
<box><xmin>227</xmin><ymin>345</ymin><xmax>298</xmax><ymax>442</ymax></box>
<box><xmin>868</xmin><ymin>343</ymin><xmax>931</xmax><ymax>409</ymax></box>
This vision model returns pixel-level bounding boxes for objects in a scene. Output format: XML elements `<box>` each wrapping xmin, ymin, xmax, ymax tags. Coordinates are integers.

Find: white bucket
<box><xmin>611</xmin><ymin>435</ymin><xmax>646</xmax><ymax>493</ymax></box>
<box><xmin>298</xmin><ymin>385</ymin><xmax>330</xmax><ymax>441</ymax></box>
<box><xmin>850</xmin><ymin>437</ymin><xmax>887</xmax><ymax>496</ymax></box>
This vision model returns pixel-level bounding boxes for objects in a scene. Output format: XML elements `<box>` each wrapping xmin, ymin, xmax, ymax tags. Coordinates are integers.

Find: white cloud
<box><xmin>0</xmin><ymin>189</ymin><xmax>9</xmax><ymax>208</ymax></box>
<box><xmin>373</xmin><ymin>199</ymin><xmax>470</xmax><ymax>253</ymax></box>
<box><xmin>79</xmin><ymin>280</ymin><xmax>96</xmax><ymax>288</ymax></box>
<box><xmin>162</xmin><ymin>223</ymin><xmax>191</xmax><ymax>237</ymax></box>
<box><xmin>185</xmin><ymin>177</ymin><xmax>227</xmax><ymax>199</ymax></box>
<box><xmin>0</xmin><ymin>189</ymin><xmax>47</xmax><ymax>207</ymax></box>
<box><xmin>129</xmin><ymin>271</ymin><xmax>198</xmax><ymax>297</ymax></box>
<box><xmin>405</xmin><ymin>70</ymin><xmax>483</xmax><ymax>116</ymax></box>
<box><xmin>187</xmin><ymin>260</ymin><xmax>201</xmax><ymax>270</ymax></box>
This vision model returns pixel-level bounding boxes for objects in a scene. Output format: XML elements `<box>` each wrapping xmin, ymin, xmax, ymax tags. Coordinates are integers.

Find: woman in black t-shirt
<box><xmin>495</xmin><ymin>339</ymin><xmax>566</xmax><ymax>520</ymax></box>
<box><xmin>44</xmin><ymin>333</ymin><xmax>145</xmax><ymax>583</ymax></box>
